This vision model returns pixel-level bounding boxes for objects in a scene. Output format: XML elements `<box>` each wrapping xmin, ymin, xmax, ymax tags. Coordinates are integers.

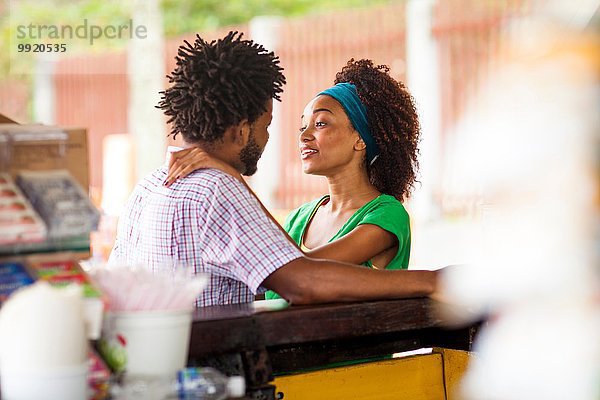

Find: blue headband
<box><xmin>318</xmin><ymin>82</ymin><xmax>380</xmax><ymax>165</ymax></box>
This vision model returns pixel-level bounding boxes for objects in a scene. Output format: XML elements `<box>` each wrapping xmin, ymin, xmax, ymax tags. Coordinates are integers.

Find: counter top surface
<box><xmin>190</xmin><ymin>297</ymin><xmax>452</xmax><ymax>357</ymax></box>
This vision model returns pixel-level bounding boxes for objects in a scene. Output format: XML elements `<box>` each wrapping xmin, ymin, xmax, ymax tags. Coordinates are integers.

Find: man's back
<box><xmin>109</xmin><ymin>166</ymin><xmax>301</xmax><ymax>307</ymax></box>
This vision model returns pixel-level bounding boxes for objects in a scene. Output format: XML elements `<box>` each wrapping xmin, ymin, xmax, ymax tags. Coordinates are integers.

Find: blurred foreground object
<box><xmin>437</xmin><ymin>3</ymin><xmax>600</xmax><ymax>400</ymax></box>
<box><xmin>0</xmin><ymin>282</ymin><xmax>88</xmax><ymax>400</ymax></box>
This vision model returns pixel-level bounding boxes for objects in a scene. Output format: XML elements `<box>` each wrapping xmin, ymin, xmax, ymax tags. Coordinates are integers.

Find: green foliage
<box><xmin>161</xmin><ymin>0</ymin><xmax>392</xmax><ymax>37</ymax></box>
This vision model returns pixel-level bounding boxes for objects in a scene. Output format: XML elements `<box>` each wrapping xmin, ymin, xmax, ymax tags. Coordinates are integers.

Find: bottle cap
<box><xmin>227</xmin><ymin>376</ymin><xmax>246</xmax><ymax>398</ymax></box>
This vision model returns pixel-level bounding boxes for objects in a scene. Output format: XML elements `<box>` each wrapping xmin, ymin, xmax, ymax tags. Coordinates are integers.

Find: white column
<box><xmin>128</xmin><ymin>0</ymin><xmax>166</xmax><ymax>181</ymax></box>
<box><xmin>101</xmin><ymin>134</ymin><xmax>135</xmax><ymax>216</ymax></box>
<box><xmin>33</xmin><ymin>54</ymin><xmax>57</xmax><ymax>125</ymax></box>
<box><xmin>248</xmin><ymin>16</ymin><xmax>284</xmax><ymax>210</ymax></box>
<box><xmin>406</xmin><ymin>0</ymin><xmax>441</xmax><ymax>222</ymax></box>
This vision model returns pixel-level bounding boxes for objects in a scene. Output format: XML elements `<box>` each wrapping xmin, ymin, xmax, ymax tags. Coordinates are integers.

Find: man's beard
<box><xmin>239</xmin><ymin>131</ymin><xmax>264</xmax><ymax>176</ymax></box>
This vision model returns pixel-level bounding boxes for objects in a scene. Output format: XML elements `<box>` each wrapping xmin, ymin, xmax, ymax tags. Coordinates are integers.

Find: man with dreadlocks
<box><xmin>109</xmin><ymin>32</ymin><xmax>438</xmax><ymax>307</ymax></box>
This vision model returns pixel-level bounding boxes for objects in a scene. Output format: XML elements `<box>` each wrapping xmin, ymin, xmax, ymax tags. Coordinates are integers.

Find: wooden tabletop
<box><xmin>189</xmin><ymin>297</ymin><xmax>468</xmax><ymax>358</ymax></box>
<box><xmin>187</xmin><ymin>297</ymin><xmax>478</xmax><ymax>399</ymax></box>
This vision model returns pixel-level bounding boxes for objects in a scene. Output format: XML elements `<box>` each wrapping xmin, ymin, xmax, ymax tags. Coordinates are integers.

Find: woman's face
<box><xmin>299</xmin><ymin>95</ymin><xmax>364</xmax><ymax>176</ymax></box>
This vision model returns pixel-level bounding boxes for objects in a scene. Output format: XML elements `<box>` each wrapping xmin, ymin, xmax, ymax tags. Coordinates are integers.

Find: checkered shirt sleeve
<box><xmin>199</xmin><ymin>172</ymin><xmax>303</xmax><ymax>294</ymax></box>
<box><xmin>109</xmin><ymin>168</ymin><xmax>302</xmax><ymax>306</ymax></box>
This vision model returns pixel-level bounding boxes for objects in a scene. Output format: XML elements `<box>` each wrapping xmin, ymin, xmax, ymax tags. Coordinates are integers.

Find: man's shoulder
<box><xmin>169</xmin><ymin>168</ymin><xmax>246</xmax><ymax>199</ymax></box>
<box><xmin>183</xmin><ymin>169</ymin><xmax>244</xmax><ymax>192</ymax></box>
<box><xmin>133</xmin><ymin>167</ymin><xmax>230</xmax><ymax>198</ymax></box>
<box><xmin>189</xmin><ymin>168</ymin><xmax>238</xmax><ymax>185</ymax></box>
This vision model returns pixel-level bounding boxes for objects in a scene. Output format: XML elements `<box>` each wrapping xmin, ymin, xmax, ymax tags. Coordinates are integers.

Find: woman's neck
<box><xmin>325</xmin><ymin>167</ymin><xmax>380</xmax><ymax>212</ymax></box>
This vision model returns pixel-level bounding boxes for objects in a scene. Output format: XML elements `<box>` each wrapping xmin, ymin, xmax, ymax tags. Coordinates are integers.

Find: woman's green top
<box><xmin>265</xmin><ymin>194</ymin><xmax>410</xmax><ymax>300</ymax></box>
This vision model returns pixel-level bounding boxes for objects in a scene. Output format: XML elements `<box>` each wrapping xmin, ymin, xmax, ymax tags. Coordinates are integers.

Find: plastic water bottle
<box><xmin>111</xmin><ymin>367</ymin><xmax>246</xmax><ymax>399</ymax></box>
<box><xmin>171</xmin><ymin>367</ymin><xmax>245</xmax><ymax>399</ymax></box>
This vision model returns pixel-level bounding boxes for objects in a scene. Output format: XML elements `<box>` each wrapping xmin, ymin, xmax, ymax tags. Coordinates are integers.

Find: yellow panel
<box><xmin>273</xmin><ymin>354</ymin><xmax>446</xmax><ymax>400</ymax></box>
<box><xmin>433</xmin><ymin>348</ymin><xmax>472</xmax><ymax>400</ymax></box>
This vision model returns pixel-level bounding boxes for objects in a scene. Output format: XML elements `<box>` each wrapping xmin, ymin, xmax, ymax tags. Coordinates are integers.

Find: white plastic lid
<box><xmin>226</xmin><ymin>376</ymin><xmax>246</xmax><ymax>398</ymax></box>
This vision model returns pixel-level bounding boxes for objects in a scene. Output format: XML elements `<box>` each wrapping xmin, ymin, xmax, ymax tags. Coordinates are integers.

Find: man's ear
<box><xmin>229</xmin><ymin>119</ymin><xmax>251</xmax><ymax>147</ymax></box>
<box><xmin>354</xmin><ymin>137</ymin><xmax>367</xmax><ymax>151</ymax></box>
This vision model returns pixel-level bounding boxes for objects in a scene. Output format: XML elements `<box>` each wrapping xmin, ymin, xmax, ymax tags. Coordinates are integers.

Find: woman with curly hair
<box><xmin>166</xmin><ymin>58</ymin><xmax>421</xmax><ymax>293</ymax></box>
<box><xmin>282</xmin><ymin>59</ymin><xmax>419</xmax><ymax>270</ymax></box>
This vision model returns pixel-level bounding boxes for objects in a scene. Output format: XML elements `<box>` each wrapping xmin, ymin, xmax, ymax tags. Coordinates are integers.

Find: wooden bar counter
<box><xmin>188</xmin><ymin>298</ymin><xmax>478</xmax><ymax>399</ymax></box>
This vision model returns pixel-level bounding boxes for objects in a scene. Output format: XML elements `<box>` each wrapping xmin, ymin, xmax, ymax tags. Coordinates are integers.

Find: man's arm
<box><xmin>263</xmin><ymin>256</ymin><xmax>438</xmax><ymax>305</ymax></box>
<box><xmin>167</xmin><ymin>147</ymin><xmax>438</xmax><ymax>303</ymax></box>
<box><xmin>219</xmin><ymin>177</ymin><xmax>438</xmax><ymax>304</ymax></box>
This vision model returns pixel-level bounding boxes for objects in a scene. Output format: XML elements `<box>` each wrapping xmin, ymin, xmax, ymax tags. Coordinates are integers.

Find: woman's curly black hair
<box><xmin>157</xmin><ymin>31</ymin><xmax>285</xmax><ymax>143</ymax></box>
<box><xmin>334</xmin><ymin>59</ymin><xmax>420</xmax><ymax>201</ymax></box>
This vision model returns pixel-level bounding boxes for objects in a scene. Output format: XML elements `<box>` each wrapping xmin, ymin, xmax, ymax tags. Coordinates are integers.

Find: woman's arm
<box><xmin>304</xmin><ymin>224</ymin><xmax>398</xmax><ymax>266</ymax></box>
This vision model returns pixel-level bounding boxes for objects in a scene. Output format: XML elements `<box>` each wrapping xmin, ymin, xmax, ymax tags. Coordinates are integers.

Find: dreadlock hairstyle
<box><xmin>334</xmin><ymin>59</ymin><xmax>421</xmax><ymax>202</ymax></box>
<box><xmin>157</xmin><ymin>31</ymin><xmax>286</xmax><ymax>143</ymax></box>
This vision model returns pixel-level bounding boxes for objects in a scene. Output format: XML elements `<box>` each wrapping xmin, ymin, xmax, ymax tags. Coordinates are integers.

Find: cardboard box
<box><xmin>0</xmin><ymin>114</ymin><xmax>18</xmax><ymax>124</ymax></box>
<box><xmin>0</xmin><ymin>114</ymin><xmax>89</xmax><ymax>192</ymax></box>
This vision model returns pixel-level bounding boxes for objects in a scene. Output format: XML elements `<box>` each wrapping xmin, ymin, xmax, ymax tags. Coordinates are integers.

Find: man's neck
<box><xmin>182</xmin><ymin>141</ymin><xmax>198</xmax><ymax>150</ymax></box>
<box><xmin>182</xmin><ymin>140</ymin><xmax>242</xmax><ymax>175</ymax></box>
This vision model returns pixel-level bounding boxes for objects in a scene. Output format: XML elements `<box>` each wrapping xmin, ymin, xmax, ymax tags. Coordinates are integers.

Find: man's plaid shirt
<box><xmin>109</xmin><ymin>167</ymin><xmax>302</xmax><ymax>307</ymax></box>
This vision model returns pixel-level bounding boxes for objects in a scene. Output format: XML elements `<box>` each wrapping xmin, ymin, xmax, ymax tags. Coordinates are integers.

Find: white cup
<box><xmin>103</xmin><ymin>309</ymin><xmax>193</xmax><ymax>377</ymax></box>
<box><xmin>1</xmin><ymin>362</ymin><xmax>88</xmax><ymax>400</ymax></box>
<box><xmin>0</xmin><ymin>282</ymin><xmax>89</xmax><ymax>400</ymax></box>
